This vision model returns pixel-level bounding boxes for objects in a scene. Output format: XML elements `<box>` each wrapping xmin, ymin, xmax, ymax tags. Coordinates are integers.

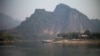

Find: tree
<box><xmin>57</xmin><ymin>33</ymin><xmax>69</xmax><ymax>39</ymax></box>
<box><xmin>84</xmin><ymin>30</ymin><xmax>91</xmax><ymax>35</ymax></box>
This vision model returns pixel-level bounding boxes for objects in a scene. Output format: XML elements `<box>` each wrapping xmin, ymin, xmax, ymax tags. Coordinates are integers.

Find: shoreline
<box><xmin>51</xmin><ymin>39</ymin><xmax>100</xmax><ymax>44</ymax></box>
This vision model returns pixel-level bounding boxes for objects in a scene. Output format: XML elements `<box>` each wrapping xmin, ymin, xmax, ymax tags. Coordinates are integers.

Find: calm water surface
<box><xmin>0</xmin><ymin>41</ymin><xmax>100</xmax><ymax>56</ymax></box>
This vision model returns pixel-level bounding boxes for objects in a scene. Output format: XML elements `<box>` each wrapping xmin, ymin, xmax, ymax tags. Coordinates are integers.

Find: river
<box><xmin>0</xmin><ymin>41</ymin><xmax>100</xmax><ymax>56</ymax></box>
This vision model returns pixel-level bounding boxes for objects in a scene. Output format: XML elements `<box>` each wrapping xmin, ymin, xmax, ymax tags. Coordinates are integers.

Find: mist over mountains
<box><xmin>0</xmin><ymin>13</ymin><xmax>21</xmax><ymax>30</ymax></box>
<box><xmin>7</xmin><ymin>3</ymin><xmax>100</xmax><ymax>39</ymax></box>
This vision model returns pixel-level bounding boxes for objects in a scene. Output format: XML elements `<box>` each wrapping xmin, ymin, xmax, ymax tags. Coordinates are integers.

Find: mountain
<box><xmin>9</xmin><ymin>3</ymin><xmax>100</xmax><ymax>39</ymax></box>
<box><xmin>0</xmin><ymin>13</ymin><xmax>21</xmax><ymax>30</ymax></box>
<box><xmin>91</xmin><ymin>19</ymin><xmax>100</xmax><ymax>32</ymax></box>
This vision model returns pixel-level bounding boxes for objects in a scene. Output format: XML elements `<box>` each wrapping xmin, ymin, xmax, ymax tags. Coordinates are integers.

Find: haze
<box><xmin>0</xmin><ymin>0</ymin><xmax>100</xmax><ymax>21</ymax></box>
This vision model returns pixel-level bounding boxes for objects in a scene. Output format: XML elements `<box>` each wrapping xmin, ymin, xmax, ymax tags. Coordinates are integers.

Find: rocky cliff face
<box><xmin>13</xmin><ymin>3</ymin><xmax>99</xmax><ymax>38</ymax></box>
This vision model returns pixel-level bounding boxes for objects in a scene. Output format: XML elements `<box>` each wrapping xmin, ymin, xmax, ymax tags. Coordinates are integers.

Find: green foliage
<box><xmin>0</xmin><ymin>32</ymin><xmax>8</xmax><ymax>40</ymax></box>
<box><xmin>91</xmin><ymin>33</ymin><xmax>100</xmax><ymax>39</ymax></box>
<box><xmin>84</xmin><ymin>30</ymin><xmax>91</xmax><ymax>35</ymax></box>
<box><xmin>57</xmin><ymin>31</ymin><xmax>100</xmax><ymax>39</ymax></box>
<box><xmin>68</xmin><ymin>32</ymin><xmax>78</xmax><ymax>39</ymax></box>
<box><xmin>0</xmin><ymin>32</ymin><xmax>14</xmax><ymax>41</ymax></box>
<box><xmin>57</xmin><ymin>32</ymin><xmax>78</xmax><ymax>39</ymax></box>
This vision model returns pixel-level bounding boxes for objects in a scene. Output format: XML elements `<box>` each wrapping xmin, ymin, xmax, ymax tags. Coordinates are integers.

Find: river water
<box><xmin>0</xmin><ymin>41</ymin><xmax>100</xmax><ymax>56</ymax></box>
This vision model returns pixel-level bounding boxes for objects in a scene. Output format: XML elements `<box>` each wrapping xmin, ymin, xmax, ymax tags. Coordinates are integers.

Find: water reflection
<box><xmin>0</xmin><ymin>45</ymin><xmax>25</xmax><ymax>56</ymax></box>
<box><xmin>0</xmin><ymin>41</ymin><xmax>100</xmax><ymax>56</ymax></box>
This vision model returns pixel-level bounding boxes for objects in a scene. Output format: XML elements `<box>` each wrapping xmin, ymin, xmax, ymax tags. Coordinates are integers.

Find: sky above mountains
<box><xmin>0</xmin><ymin>0</ymin><xmax>100</xmax><ymax>21</ymax></box>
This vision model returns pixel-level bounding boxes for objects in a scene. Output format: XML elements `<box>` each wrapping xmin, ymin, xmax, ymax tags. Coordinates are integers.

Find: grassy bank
<box><xmin>53</xmin><ymin>39</ymin><xmax>100</xmax><ymax>44</ymax></box>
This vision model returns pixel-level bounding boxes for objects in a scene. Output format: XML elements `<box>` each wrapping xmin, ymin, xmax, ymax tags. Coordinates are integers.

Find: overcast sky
<box><xmin>0</xmin><ymin>0</ymin><xmax>100</xmax><ymax>21</ymax></box>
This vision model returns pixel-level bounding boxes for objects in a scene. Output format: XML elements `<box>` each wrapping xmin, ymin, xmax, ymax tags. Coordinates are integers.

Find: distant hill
<box><xmin>9</xmin><ymin>3</ymin><xmax>100</xmax><ymax>39</ymax></box>
<box><xmin>0</xmin><ymin>13</ymin><xmax>21</xmax><ymax>30</ymax></box>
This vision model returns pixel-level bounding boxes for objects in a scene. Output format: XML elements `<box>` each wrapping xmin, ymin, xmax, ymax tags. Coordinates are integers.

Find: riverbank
<box><xmin>53</xmin><ymin>39</ymin><xmax>100</xmax><ymax>44</ymax></box>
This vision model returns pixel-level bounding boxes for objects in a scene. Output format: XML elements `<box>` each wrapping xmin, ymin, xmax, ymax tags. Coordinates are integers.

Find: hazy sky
<box><xmin>0</xmin><ymin>0</ymin><xmax>100</xmax><ymax>21</ymax></box>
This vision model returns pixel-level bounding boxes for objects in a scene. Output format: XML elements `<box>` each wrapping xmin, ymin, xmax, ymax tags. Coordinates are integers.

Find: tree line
<box><xmin>57</xmin><ymin>30</ymin><xmax>100</xmax><ymax>39</ymax></box>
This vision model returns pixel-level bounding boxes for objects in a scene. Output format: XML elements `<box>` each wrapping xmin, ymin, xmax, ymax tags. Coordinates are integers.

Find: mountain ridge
<box><xmin>8</xmin><ymin>3</ymin><xmax>100</xmax><ymax>39</ymax></box>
